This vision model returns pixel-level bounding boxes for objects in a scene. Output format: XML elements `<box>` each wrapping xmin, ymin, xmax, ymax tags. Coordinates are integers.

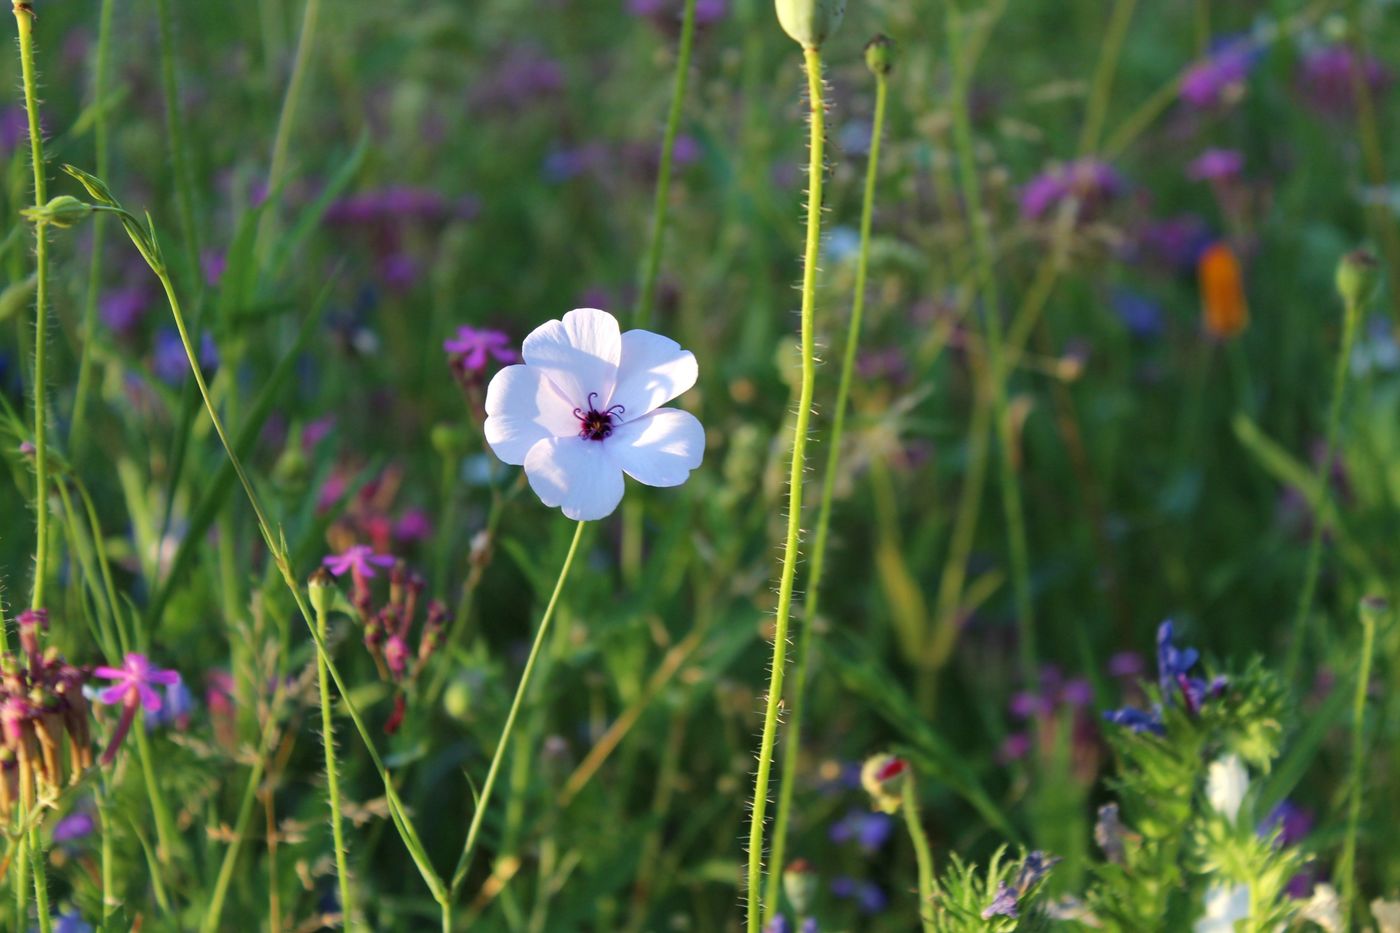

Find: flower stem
<box><xmin>1285</xmin><ymin>290</ymin><xmax>1362</xmax><ymax>683</ymax></box>
<box><xmin>451</xmin><ymin>520</ymin><xmax>587</xmax><ymax>895</ymax></box>
<box><xmin>901</xmin><ymin>777</ymin><xmax>936</xmax><ymax>933</ymax></box>
<box><xmin>315</xmin><ymin>591</ymin><xmax>356</xmax><ymax>929</ymax></box>
<box><xmin>1339</xmin><ymin>597</ymin><xmax>1381</xmax><ymax>929</ymax></box>
<box><xmin>764</xmin><ymin>65</ymin><xmax>888</xmax><ymax>919</ymax></box>
<box><xmin>622</xmin><ymin>0</ymin><xmax>699</xmax><ymax>584</ymax></box>
<box><xmin>14</xmin><ymin>1</ymin><xmax>49</xmax><ymax>613</ymax></box>
<box><xmin>28</xmin><ymin>822</ymin><xmax>50</xmax><ymax>933</ymax></box>
<box><xmin>257</xmin><ymin>0</ymin><xmax>322</xmax><ymax>266</ymax></box>
<box><xmin>947</xmin><ymin>5</ymin><xmax>1038</xmax><ymax>692</ymax></box>
<box><xmin>69</xmin><ymin>0</ymin><xmax>115</xmax><ymax>449</ymax></box>
<box><xmin>745</xmin><ymin>45</ymin><xmax>825</xmax><ymax>933</ymax></box>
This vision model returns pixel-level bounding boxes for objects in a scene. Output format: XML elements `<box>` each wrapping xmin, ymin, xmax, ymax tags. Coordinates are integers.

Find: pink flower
<box><xmin>483</xmin><ymin>308</ymin><xmax>705</xmax><ymax>521</ymax></box>
<box><xmin>93</xmin><ymin>653</ymin><xmax>181</xmax><ymax>765</ymax></box>
<box><xmin>323</xmin><ymin>545</ymin><xmax>396</xmax><ymax>578</ymax></box>
<box><xmin>94</xmin><ymin>653</ymin><xmax>181</xmax><ymax>711</ymax></box>
<box><xmin>444</xmin><ymin>326</ymin><xmax>518</xmax><ymax>372</ymax></box>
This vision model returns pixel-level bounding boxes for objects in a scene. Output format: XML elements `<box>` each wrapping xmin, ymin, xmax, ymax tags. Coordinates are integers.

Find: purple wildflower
<box><xmin>1180</xmin><ymin>41</ymin><xmax>1254</xmax><ymax>109</ymax></box>
<box><xmin>99</xmin><ymin>286</ymin><xmax>153</xmax><ymax>335</ymax></box>
<box><xmin>153</xmin><ymin>328</ymin><xmax>219</xmax><ymax>385</ymax></box>
<box><xmin>52</xmin><ymin>810</ymin><xmax>95</xmax><ymax>843</ymax></box>
<box><xmin>1188</xmin><ymin>148</ymin><xmax>1244</xmax><ymax>183</ymax></box>
<box><xmin>982</xmin><ymin>881</ymin><xmax>1019</xmax><ymax>919</ymax></box>
<box><xmin>1298</xmin><ymin>45</ymin><xmax>1392</xmax><ymax>116</ymax></box>
<box><xmin>1019</xmin><ymin>159</ymin><xmax>1123</xmax><ymax>222</ymax></box>
<box><xmin>831</xmin><ymin>877</ymin><xmax>887</xmax><ymax>914</ymax></box>
<box><xmin>324</xmin><ymin>545</ymin><xmax>396</xmax><ymax>579</ymax></box>
<box><xmin>828</xmin><ymin>809</ymin><xmax>895</xmax><ymax>852</ymax></box>
<box><xmin>443</xmin><ymin>326</ymin><xmax>518</xmax><ymax>372</ymax></box>
<box><xmin>93</xmin><ymin>653</ymin><xmax>181</xmax><ymax>765</ymax></box>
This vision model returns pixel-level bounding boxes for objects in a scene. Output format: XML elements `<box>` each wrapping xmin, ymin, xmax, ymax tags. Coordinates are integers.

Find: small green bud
<box><xmin>1336</xmin><ymin>249</ymin><xmax>1380</xmax><ymax>310</ymax></box>
<box><xmin>272</xmin><ymin>443</ymin><xmax>309</xmax><ymax>493</ymax></box>
<box><xmin>775</xmin><ymin>0</ymin><xmax>844</xmax><ymax>49</ymax></box>
<box><xmin>431</xmin><ymin>423</ymin><xmax>469</xmax><ymax>458</ymax></box>
<box><xmin>308</xmin><ymin>567</ymin><xmax>335</xmax><ymax>617</ymax></box>
<box><xmin>1360</xmin><ymin>595</ymin><xmax>1390</xmax><ymax>628</ymax></box>
<box><xmin>864</xmin><ymin>34</ymin><xmax>895</xmax><ymax>76</ymax></box>
<box><xmin>782</xmin><ymin>859</ymin><xmax>818</xmax><ymax>916</ymax></box>
<box><xmin>443</xmin><ymin>674</ymin><xmax>474</xmax><ymax>723</ymax></box>
<box><xmin>23</xmin><ymin>195</ymin><xmax>92</xmax><ymax>229</ymax></box>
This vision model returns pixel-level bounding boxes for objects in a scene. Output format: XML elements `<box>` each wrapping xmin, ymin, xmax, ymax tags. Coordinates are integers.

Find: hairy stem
<box><xmin>765</xmin><ymin>65</ymin><xmax>888</xmax><ymax>919</ymax></box>
<box><xmin>745</xmin><ymin>45</ymin><xmax>825</xmax><ymax>932</ymax></box>
<box><xmin>315</xmin><ymin>588</ymin><xmax>357</xmax><ymax>929</ymax></box>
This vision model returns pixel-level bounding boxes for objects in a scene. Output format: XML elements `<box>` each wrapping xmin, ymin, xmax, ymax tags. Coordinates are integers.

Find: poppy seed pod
<box><xmin>775</xmin><ymin>0</ymin><xmax>844</xmax><ymax>49</ymax></box>
<box><xmin>1336</xmin><ymin>249</ymin><xmax>1380</xmax><ymax>310</ymax></box>
<box><xmin>865</xmin><ymin>34</ymin><xmax>895</xmax><ymax>76</ymax></box>
<box><xmin>860</xmin><ymin>752</ymin><xmax>910</xmax><ymax>814</ymax></box>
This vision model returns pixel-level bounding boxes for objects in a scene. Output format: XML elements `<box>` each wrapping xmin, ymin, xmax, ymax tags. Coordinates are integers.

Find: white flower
<box><xmin>1299</xmin><ymin>883</ymin><xmax>1341</xmax><ymax>933</ymax></box>
<box><xmin>1374</xmin><ymin>898</ymin><xmax>1400</xmax><ymax>933</ymax></box>
<box><xmin>1193</xmin><ymin>882</ymin><xmax>1250</xmax><ymax>933</ymax></box>
<box><xmin>1206</xmin><ymin>753</ymin><xmax>1249</xmax><ymax>822</ymax></box>
<box><xmin>483</xmin><ymin>307</ymin><xmax>704</xmax><ymax>521</ymax></box>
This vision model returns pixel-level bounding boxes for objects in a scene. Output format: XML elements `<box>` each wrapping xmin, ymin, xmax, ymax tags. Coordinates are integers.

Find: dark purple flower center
<box><xmin>574</xmin><ymin>392</ymin><xmax>625</xmax><ymax>441</ymax></box>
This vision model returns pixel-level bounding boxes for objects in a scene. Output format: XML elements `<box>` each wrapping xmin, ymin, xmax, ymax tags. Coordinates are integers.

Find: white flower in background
<box><xmin>1374</xmin><ymin>898</ymin><xmax>1400</xmax><ymax>933</ymax></box>
<box><xmin>1193</xmin><ymin>882</ymin><xmax>1250</xmax><ymax>933</ymax></box>
<box><xmin>484</xmin><ymin>308</ymin><xmax>704</xmax><ymax>521</ymax></box>
<box><xmin>1206</xmin><ymin>753</ymin><xmax>1249</xmax><ymax>822</ymax></box>
<box><xmin>1299</xmin><ymin>884</ymin><xmax>1341</xmax><ymax>933</ymax></box>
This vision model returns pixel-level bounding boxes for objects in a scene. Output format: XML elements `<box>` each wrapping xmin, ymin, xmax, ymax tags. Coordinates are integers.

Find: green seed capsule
<box><xmin>23</xmin><ymin>195</ymin><xmax>92</xmax><ymax>229</ymax></box>
<box><xmin>775</xmin><ymin>0</ymin><xmax>844</xmax><ymax>49</ymax></box>
<box><xmin>1336</xmin><ymin>249</ymin><xmax>1380</xmax><ymax>310</ymax></box>
<box><xmin>865</xmin><ymin>34</ymin><xmax>895</xmax><ymax>76</ymax></box>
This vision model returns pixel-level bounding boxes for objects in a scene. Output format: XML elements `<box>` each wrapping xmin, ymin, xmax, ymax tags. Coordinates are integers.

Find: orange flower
<box><xmin>1198</xmin><ymin>242</ymin><xmax>1249</xmax><ymax>339</ymax></box>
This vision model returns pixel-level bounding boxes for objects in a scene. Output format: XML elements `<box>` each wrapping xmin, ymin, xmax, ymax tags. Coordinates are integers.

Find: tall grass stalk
<box><xmin>70</xmin><ymin>168</ymin><xmax>452</xmax><ymax>917</ymax></box>
<box><xmin>258</xmin><ymin>0</ymin><xmax>323</xmax><ymax>266</ymax></box>
<box><xmin>1286</xmin><ymin>278</ymin><xmax>1364</xmax><ymax>682</ymax></box>
<box><xmin>945</xmin><ymin>3</ymin><xmax>1038</xmax><ymax>690</ymax></box>
<box><xmin>764</xmin><ymin>52</ymin><xmax>888</xmax><ymax>919</ymax></box>
<box><xmin>622</xmin><ymin>0</ymin><xmax>698</xmax><ymax>583</ymax></box>
<box><xmin>745</xmin><ymin>44</ymin><xmax>825</xmax><ymax>933</ymax></box>
<box><xmin>1340</xmin><ymin>597</ymin><xmax>1382</xmax><ymax>928</ymax></box>
<box><xmin>69</xmin><ymin>0</ymin><xmax>116</xmax><ymax>445</ymax></box>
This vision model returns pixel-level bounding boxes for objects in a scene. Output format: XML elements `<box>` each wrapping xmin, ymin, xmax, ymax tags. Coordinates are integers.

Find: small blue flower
<box><xmin>828</xmin><ymin>809</ymin><xmax>895</xmax><ymax>853</ymax></box>
<box><xmin>981</xmin><ymin>881</ymin><xmax>1018</xmax><ymax>919</ymax></box>
<box><xmin>1102</xmin><ymin>705</ymin><xmax>1164</xmax><ymax>735</ymax></box>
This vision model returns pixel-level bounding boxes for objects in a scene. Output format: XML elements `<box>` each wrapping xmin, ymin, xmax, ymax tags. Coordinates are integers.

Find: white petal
<box><xmin>521</xmin><ymin>308</ymin><xmax>621</xmax><ymax>409</ymax></box>
<box><xmin>610</xmin><ymin>329</ymin><xmax>698</xmax><ymax>417</ymax></box>
<box><xmin>483</xmin><ymin>364</ymin><xmax>579</xmax><ymax>464</ymax></box>
<box><xmin>524</xmin><ymin>436</ymin><xmax>626</xmax><ymax>521</ymax></box>
<box><xmin>606</xmin><ymin>408</ymin><xmax>705</xmax><ymax>488</ymax></box>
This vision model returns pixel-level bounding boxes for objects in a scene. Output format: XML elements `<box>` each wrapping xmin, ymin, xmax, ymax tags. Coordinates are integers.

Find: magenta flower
<box><xmin>323</xmin><ymin>545</ymin><xmax>396</xmax><ymax>578</ymax></box>
<box><xmin>444</xmin><ymin>325</ymin><xmax>519</xmax><ymax>372</ymax></box>
<box><xmin>1188</xmin><ymin>148</ymin><xmax>1244</xmax><ymax>183</ymax></box>
<box><xmin>94</xmin><ymin>653</ymin><xmax>182</xmax><ymax>711</ymax></box>
<box><xmin>1179</xmin><ymin>41</ymin><xmax>1253</xmax><ymax>110</ymax></box>
<box><xmin>1019</xmin><ymin>159</ymin><xmax>1124</xmax><ymax>222</ymax></box>
<box><xmin>93</xmin><ymin>653</ymin><xmax>181</xmax><ymax>764</ymax></box>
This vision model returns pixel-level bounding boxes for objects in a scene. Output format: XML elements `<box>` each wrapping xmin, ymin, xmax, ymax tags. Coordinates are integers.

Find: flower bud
<box><xmin>775</xmin><ymin>0</ymin><xmax>844</xmax><ymax>49</ymax></box>
<box><xmin>782</xmin><ymin>859</ymin><xmax>818</xmax><ymax>916</ymax></box>
<box><xmin>865</xmin><ymin>34</ymin><xmax>895</xmax><ymax>76</ymax></box>
<box><xmin>1336</xmin><ymin>249</ymin><xmax>1380</xmax><ymax>310</ymax></box>
<box><xmin>23</xmin><ymin>195</ymin><xmax>92</xmax><ymax>229</ymax></box>
<box><xmin>860</xmin><ymin>753</ymin><xmax>909</xmax><ymax>814</ymax></box>
<box><xmin>308</xmin><ymin>567</ymin><xmax>335</xmax><ymax>617</ymax></box>
<box><xmin>443</xmin><ymin>673</ymin><xmax>474</xmax><ymax>723</ymax></box>
<box><xmin>1360</xmin><ymin>595</ymin><xmax>1390</xmax><ymax>629</ymax></box>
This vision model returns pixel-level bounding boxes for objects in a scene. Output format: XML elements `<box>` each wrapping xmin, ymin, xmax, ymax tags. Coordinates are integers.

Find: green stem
<box><xmin>745</xmin><ymin>44</ymin><xmax>825</xmax><ymax>933</ymax></box>
<box><xmin>1286</xmin><ymin>293</ymin><xmax>1361</xmax><ymax>683</ymax></box>
<box><xmin>634</xmin><ymin>0</ymin><xmax>696</xmax><ymax>330</ymax></box>
<box><xmin>257</xmin><ymin>0</ymin><xmax>322</xmax><ymax>266</ymax></box>
<box><xmin>87</xmin><ymin>190</ymin><xmax>449</xmax><ymax>906</ymax></box>
<box><xmin>70</xmin><ymin>0</ymin><xmax>115</xmax><ymax>448</ymax></box>
<box><xmin>134</xmin><ymin>721</ymin><xmax>180</xmax><ymax>870</ymax></box>
<box><xmin>1077</xmin><ymin>0</ymin><xmax>1137</xmax><ymax>155</ymax></box>
<box><xmin>28</xmin><ymin>822</ymin><xmax>49</xmax><ymax>933</ymax></box>
<box><xmin>946</xmin><ymin>6</ymin><xmax>1037</xmax><ymax>690</ymax></box>
<box><xmin>764</xmin><ymin>67</ymin><xmax>888</xmax><ymax>920</ymax></box>
<box><xmin>1339</xmin><ymin>597</ymin><xmax>1381</xmax><ymax>929</ymax></box>
<box><xmin>315</xmin><ymin>588</ymin><xmax>357</xmax><ymax>929</ymax></box>
<box><xmin>153</xmin><ymin>0</ymin><xmax>201</xmax><ymax>280</ymax></box>
<box><xmin>15</xmin><ymin>3</ymin><xmax>49</xmax><ymax>612</ymax></box>
<box><xmin>622</xmin><ymin>0</ymin><xmax>699</xmax><ymax>584</ymax></box>
<box><xmin>451</xmin><ymin>520</ymin><xmax>587</xmax><ymax>894</ymax></box>
<box><xmin>901</xmin><ymin>778</ymin><xmax>936</xmax><ymax>933</ymax></box>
